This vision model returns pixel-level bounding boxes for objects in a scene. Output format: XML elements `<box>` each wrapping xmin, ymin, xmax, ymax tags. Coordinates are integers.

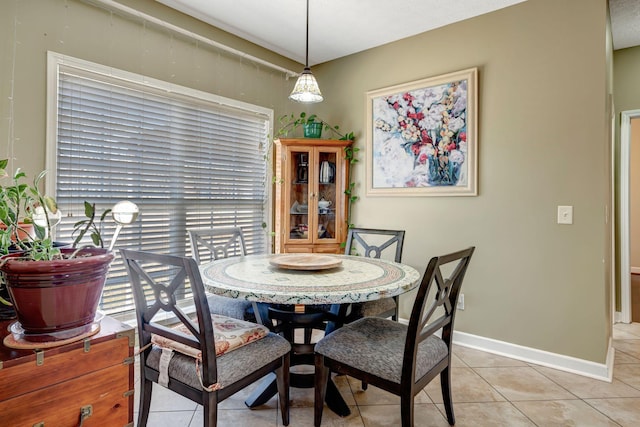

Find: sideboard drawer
<box><xmin>0</xmin><ymin>316</ymin><xmax>134</xmax><ymax>426</ymax></box>
<box><xmin>0</xmin><ymin>362</ymin><xmax>131</xmax><ymax>426</ymax></box>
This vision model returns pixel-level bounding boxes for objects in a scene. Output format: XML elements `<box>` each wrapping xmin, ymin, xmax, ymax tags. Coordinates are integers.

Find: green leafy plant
<box><xmin>72</xmin><ymin>201</ymin><xmax>112</xmax><ymax>248</ymax></box>
<box><xmin>0</xmin><ymin>159</ymin><xmax>117</xmax><ymax>308</ymax></box>
<box><xmin>0</xmin><ymin>160</ymin><xmax>58</xmax><ymax>259</ymax></box>
<box><xmin>277</xmin><ymin>112</ymin><xmax>340</xmax><ymax>138</ymax></box>
<box><xmin>0</xmin><ymin>159</ymin><xmax>109</xmax><ymax>261</ymax></box>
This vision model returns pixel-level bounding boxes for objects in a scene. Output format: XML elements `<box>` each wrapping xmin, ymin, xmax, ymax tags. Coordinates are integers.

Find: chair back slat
<box><xmin>120</xmin><ymin>249</ymin><xmax>218</xmax><ymax>385</ymax></box>
<box><xmin>188</xmin><ymin>227</ymin><xmax>247</xmax><ymax>264</ymax></box>
<box><xmin>402</xmin><ymin>247</ymin><xmax>475</xmax><ymax>386</ymax></box>
<box><xmin>344</xmin><ymin>228</ymin><xmax>405</xmax><ymax>262</ymax></box>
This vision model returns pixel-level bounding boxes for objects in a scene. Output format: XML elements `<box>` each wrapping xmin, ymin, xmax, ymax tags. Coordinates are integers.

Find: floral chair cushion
<box><xmin>151</xmin><ymin>313</ymin><xmax>269</xmax><ymax>360</ymax></box>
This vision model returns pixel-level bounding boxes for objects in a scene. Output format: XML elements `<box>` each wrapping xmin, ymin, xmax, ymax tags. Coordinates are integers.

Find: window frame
<box><xmin>45</xmin><ymin>51</ymin><xmax>273</xmax><ymax>316</ymax></box>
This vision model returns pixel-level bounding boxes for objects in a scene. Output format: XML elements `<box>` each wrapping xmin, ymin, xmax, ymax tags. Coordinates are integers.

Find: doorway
<box><xmin>631</xmin><ymin>117</ymin><xmax>640</xmax><ymax>322</ymax></box>
<box><xmin>620</xmin><ymin>110</ymin><xmax>640</xmax><ymax>323</ymax></box>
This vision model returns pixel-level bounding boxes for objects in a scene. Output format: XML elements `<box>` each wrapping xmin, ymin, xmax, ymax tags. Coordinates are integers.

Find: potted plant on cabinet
<box><xmin>277</xmin><ymin>112</ymin><xmax>340</xmax><ymax>139</ymax></box>
<box><xmin>0</xmin><ymin>159</ymin><xmax>138</xmax><ymax>341</ymax></box>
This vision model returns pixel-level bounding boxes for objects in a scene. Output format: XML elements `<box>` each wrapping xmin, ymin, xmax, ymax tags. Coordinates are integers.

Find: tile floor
<box><xmin>134</xmin><ymin>322</ymin><xmax>640</xmax><ymax>426</ymax></box>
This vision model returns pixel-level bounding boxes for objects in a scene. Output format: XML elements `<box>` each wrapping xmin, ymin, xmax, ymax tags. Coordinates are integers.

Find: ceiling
<box><xmin>156</xmin><ymin>0</ymin><xmax>639</xmax><ymax>66</ymax></box>
<box><xmin>610</xmin><ymin>0</ymin><xmax>640</xmax><ymax>50</ymax></box>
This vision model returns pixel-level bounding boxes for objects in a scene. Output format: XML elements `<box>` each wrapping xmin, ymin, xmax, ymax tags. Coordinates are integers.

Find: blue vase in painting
<box><xmin>427</xmin><ymin>155</ymin><xmax>460</xmax><ymax>186</ymax></box>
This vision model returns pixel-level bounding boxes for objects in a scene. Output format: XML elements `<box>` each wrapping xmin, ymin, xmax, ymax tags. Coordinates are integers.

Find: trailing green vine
<box><xmin>343</xmin><ymin>138</ymin><xmax>359</xmax><ymax>230</ymax></box>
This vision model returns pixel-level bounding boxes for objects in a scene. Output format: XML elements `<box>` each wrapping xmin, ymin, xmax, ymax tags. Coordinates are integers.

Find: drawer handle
<box><xmin>78</xmin><ymin>405</ymin><xmax>93</xmax><ymax>427</ymax></box>
<box><xmin>31</xmin><ymin>404</ymin><xmax>93</xmax><ymax>426</ymax></box>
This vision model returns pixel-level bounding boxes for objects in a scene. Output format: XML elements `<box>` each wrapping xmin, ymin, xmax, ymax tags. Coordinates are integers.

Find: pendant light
<box><xmin>289</xmin><ymin>0</ymin><xmax>323</xmax><ymax>103</ymax></box>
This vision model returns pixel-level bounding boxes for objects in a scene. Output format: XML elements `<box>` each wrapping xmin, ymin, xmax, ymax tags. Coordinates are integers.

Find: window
<box><xmin>47</xmin><ymin>52</ymin><xmax>272</xmax><ymax>316</ymax></box>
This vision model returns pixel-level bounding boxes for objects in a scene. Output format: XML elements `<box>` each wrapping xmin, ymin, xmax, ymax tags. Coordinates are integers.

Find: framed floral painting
<box><xmin>366</xmin><ymin>68</ymin><xmax>477</xmax><ymax>196</ymax></box>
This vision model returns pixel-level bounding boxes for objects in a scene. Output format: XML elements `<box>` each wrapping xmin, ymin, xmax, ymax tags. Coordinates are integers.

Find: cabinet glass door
<box><xmin>289</xmin><ymin>150</ymin><xmax>310</xmax><ymax>241</ymax></box>
<box><xmin>316</xmin><ymin>150</ymin><xmax>338</xmax><ymax>241</ymax></box>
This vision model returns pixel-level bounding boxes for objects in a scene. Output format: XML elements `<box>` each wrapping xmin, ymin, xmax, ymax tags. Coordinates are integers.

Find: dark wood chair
<box><xmin>188</xmin><ymin>227</ymin><xmax>254</xmax><ymax>321</ymax></box>
<box><xmin>345</xmin><ymin>227</ymin><xmax>405</xmax><ymax>321</ymax></box>
<box><xmin>314</xmin><ymin>247</ymin><xmax>475</xmax><ymax>427</ymax></box>
<box><xmin>121</xmin><ymin>249</ymin><xmax>291</xmax><ymax>427</ymax></box>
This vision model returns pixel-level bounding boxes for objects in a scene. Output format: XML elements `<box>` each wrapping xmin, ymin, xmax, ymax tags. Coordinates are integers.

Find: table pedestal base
<box><xmin>246</xmin><ymin>303</ymin><xmax>351</xmax><ymax>417</ymax></box>
<box><xmin>244</xmin><ymin>373</ymin><xmax>351</xmax><ymax>417</ymax></box>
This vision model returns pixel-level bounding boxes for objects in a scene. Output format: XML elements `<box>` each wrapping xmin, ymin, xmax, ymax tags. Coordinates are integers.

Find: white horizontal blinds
<box><xmin>55</xmin><ymin>68</ymin><xmax>269</xmax><ymax>315</ymax></box>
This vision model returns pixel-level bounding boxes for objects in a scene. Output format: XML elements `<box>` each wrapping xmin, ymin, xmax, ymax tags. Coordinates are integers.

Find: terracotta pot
<box><xmin>0</xmin><ymin>247</ymin><xmax>115</xmax><ymax>341</ymax></box>
<box><xmin>0</xmin><ymin>222</ymin><xmax>36</xmax><ymax>242</ymax></box>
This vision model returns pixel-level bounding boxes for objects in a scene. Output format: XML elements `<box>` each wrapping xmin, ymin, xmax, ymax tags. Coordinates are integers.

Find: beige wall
<box><xmin>614</xmin><ymin>46</ymin><xmax>640</xmax><ymax>113</ymax></box>
<box><xmin>0</xmin><ymin>0</ymin><xmax>298</xmax><ymax>176</ymax></box>
<box><xmin>0</xmin><ymin>0</ymin><xmax>613</xmax><ymax>363</ymax></box>
<box><xmin>313</xmin><ymin>0</ymin><xmax>611</xmax><ymax>363</ymax></box>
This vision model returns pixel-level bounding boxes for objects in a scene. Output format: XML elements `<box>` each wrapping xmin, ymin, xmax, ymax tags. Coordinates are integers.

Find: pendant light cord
<box><xmin>305</xmin><ymin>0</ymin><xmax>310</xmax><ymax>67</ymax></box>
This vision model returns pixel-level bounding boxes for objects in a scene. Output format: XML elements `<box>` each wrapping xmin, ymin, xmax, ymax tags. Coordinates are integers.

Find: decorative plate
<box><xmin>269</xmin><ymin>254</ymin><xmax>342</xmax><ymax>271</ymax></box>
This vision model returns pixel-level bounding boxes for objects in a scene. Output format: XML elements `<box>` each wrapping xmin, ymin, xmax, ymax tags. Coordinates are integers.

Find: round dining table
<box><xmin>199</xmin><ymin>253</ymin><xmax>420</xmax><ymax>306</ymax></box>
<box><xmin>199</xmin><ymin>253</ymin><xmax>421</xmax><ymax>416</ymax></box>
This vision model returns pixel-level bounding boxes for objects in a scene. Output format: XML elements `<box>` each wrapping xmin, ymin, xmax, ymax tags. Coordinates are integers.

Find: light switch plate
<box><xmin>557</xmin><ymin>205</ymin><xmax>573</xmax><ymax>224</ymax></box>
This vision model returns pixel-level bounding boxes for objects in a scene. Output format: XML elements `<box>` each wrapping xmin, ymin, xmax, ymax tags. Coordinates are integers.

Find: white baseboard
<box><xmin>372</xmin><ymin>318</ymin><xmax>613</xmax><ymax>381</ymax></box>
<box><xmin>451</xmin><ymin>330</ymin><xmax>613</xmax><ymax>382</ymax></box>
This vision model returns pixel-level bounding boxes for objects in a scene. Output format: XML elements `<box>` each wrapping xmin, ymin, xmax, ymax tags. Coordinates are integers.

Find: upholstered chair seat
<box><xmin>315</xmin><ymin>317</ymin><xmax>448</xmax><ymax>384</ymax></box>
<box><xmin>146</xmin><ymin>333</ymin><xmax>291</xmax><ymax>389</ymax></box>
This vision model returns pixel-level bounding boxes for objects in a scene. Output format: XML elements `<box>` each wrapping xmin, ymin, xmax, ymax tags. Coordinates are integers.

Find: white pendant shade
<box><xmin>289</xmin><ymin>0</ymin><xmax>323</xmax><ymax>103</ymax></box>
<box><xmin>289</xmin><ymin>67</ymin><xmax>323</xmax><ymax>103</ymax></box>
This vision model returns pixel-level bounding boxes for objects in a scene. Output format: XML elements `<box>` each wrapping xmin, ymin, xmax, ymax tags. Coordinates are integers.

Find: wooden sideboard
<box><xmin>0</xmin><ymin>316</ymin><xmax>134</xmax><ymax>426</ymax></box>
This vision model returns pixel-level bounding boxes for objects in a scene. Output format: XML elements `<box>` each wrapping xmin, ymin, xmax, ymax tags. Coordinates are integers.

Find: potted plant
<box><xmin>0</xmin><ymin>159</ymin><xmax>135</xmax><ymax>341</ymax></box>
<box><xmin>277</xmin><ymin>112</ymin><xmax>340</xmax><ymax>139</ymax></box>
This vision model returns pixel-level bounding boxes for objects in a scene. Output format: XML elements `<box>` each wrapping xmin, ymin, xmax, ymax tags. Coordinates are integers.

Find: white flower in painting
<box><xmin>447</xmin><ymin>115</ymin><xmax>465</xmax><ymax>133</ymax></box>
<box><xmin>451</xmin><ymin>82</ymin><xmax>467</xmax><ymax>116</ymax></box>
<box><xmin>406</xmin><ymin>164</ymin><xmax>432</xmax><ymax>187</ymax></box>
<box><xmin>375</xmin><ymin>119</ymin><xmax>392</xmax><ymax>132</ymax></box>
<box><xmin>459</xmin><ymin>140</ymin><xmax>468</xmax><ymax>153</ymax></box>
<box><xmin>452</xmin><ymin>94</ymin><xmax>467</xmax><ymax>117</ymax></box>
<box><xmin>449</xmin><ymin>149</ymin><xmax>464</xmax><ymax>164</ymax></box>
<box><xmin>373</xmin><ymin>135</ymin><xmax>414</xmax><ymax>187</ymax></box>
<box><xmin>401</xmin><ymin>124</ymin><xmax>420</xmax><ymax>142</ymax></box>
<box><xmin>422</xmin><ymin>103</ymin><xmax>445</xmax><ymax>130</ymax></box>
<box><xmin>414</xmin><ymin>85</ymin><xmax>447</xmax><ymax>110</ymax></box>
<box><xmin>373</xmin><ymin>98</ymin><xmax>399</xmax><ymax>124</ymax></box>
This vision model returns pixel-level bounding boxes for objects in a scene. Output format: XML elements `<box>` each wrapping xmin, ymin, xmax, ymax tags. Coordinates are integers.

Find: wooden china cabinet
<box><xmin>274</xmin><ymin>138</ymin><xmax>352</xmax><ymax>254</ymax></box>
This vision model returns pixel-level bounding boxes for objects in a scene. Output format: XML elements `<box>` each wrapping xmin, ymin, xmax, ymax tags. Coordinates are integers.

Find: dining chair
<box><xmin>121</xmin><ymin>249</ymin><xmax>291</xmax><ymax>427</ymax></box>
<box><xmin>345</xmin><ymin>227</ymin><xmax>405</xmax><ymax>321</ymax></box>
<box><xmin>188</xmin><ymin>227</ymin><xmax>254</xmax><ymax>321</ymax></box>
<box><xmin>314</xmin><ymin>247</ymin><xmax>475</xmax><ymax>427</ymax></box>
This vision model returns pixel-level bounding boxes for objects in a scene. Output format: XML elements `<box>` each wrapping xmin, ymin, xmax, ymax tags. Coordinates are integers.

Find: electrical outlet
<box><xmin>457</xmin><ymin>293</ymin><xmax>465</xmax><ymax>310</ymax></box>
